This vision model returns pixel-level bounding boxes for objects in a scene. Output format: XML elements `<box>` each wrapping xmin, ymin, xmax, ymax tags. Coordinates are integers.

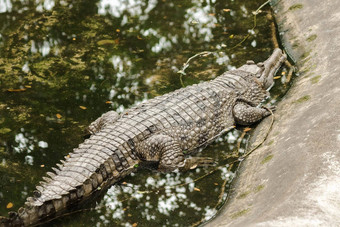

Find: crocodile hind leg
<box><xmin>136</xmin><ymin>134</ymin><xmax>214</xmax><ymax>172</ymax></box>
<box><xmin>233</xmin><ymin>102</ymin><xmax>274</xmax><ymax>126</ymax></box>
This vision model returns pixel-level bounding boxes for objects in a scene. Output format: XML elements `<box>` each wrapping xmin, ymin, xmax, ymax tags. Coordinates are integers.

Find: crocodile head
<box><xmin>238</xmin><ymin>48</ymin><xmax>287</xmax><ymax>89</ymax></box>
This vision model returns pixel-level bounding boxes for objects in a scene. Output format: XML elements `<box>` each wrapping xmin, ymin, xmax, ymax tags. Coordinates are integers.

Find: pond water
<box><xmin>0</xmin><ymin>0</ymin><xmax>291</xmax><ymax>226</ymax></box>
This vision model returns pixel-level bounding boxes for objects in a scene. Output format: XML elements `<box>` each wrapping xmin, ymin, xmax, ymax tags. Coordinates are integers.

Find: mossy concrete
<box><xmin>207</xmin><ymin>0</ymin><xmax>340</xmax><ymax>226</ymax></box>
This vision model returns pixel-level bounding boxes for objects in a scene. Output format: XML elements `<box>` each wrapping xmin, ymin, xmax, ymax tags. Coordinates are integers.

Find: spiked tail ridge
<box><xmin>0</xmin><ymin>144</ymin><xmax>140</xmax><ymax>227</ymax></box>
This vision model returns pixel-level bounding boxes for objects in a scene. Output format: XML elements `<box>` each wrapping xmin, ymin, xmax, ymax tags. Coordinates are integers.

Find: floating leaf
<box><xmin>229</xmin><ymin>34</ymin><xmax>234</xmax><ymax>39</ymax></box>
<box><xmin>194</xmin><ymin>187</ymin><xmax>201</xmax><ymax>192</ymax></box>
<box><xmin>137</xmin><ymin>35</ymin><xmax>143</xmax><ymax>40</ymax></box>
<box><xmin>132</xmin><ymin>223</ymin><xmax>138</xmax><ymax>227</ymax></box>
<box><xmin>72</xmin><ymin>37</ymin><xmax>76</xmax><ymax>41</ymax></box>
<box><xmin>79</xmin><ymin>106</ymin><xmax>87</xmax><ymax>110</ymax></box>
<box><xmin>97</xmin><ymin>39</ymin><xmax>115</xmax><ymax>46</ymax></box>
<box><xmin>273</xmin><ymin>76</ymin><xmax>281</xmax><ymax>79</ymax></box>
<box><xmin>6</xmin><ymin>202</ymin><xmax>13</xmax><ymax>209</ymax></box>
<box><xmin>40</xmin><ymin>165</ymin><xmax>45</xmax><ymax>167</ymax></box>
<box><xmin>190</xmin><ymin>164</ymin><xmax>198</xmax><ymax>169</ymax></box>
<box><xmin>122</xmin><ymin>182</ymin><xmax>127</xmax><ymax>185</ymax></box>
<box><xmin>223</xmin><ymin>9</ymin><xmax>231</xmax><ymax>12</ymax></box>
<box><xmin>244</xmin><ymin>127</ymin><xmax>252</xmax><ymax>132</ymax></box>
<box><xmin>209</xmin><ymin>13</ymin><xmax>215</xmax><ymax>16</ymax></box>
<box><xmin>190</xmin><ymin>20</ymin><xmax>199</xmax><ymax>25</ymax></box>
<box><xmin>0</xmin><ymin>128</ymin><xmax>11</xmax><ymax>134</ymax></box>
<box><xmin>214</xmin><ymin>183</ymin><xmax>219</xmax><ymax>186</ymax></box>
<box><xmin>116</xmin><ymin>29</ymin><xmax>120</xmax><ymax>32</ymax></box>
<box><xmin>56</xmin><ymin>113</ymin><xmax>62</xmax><ymax>119</ymax></box>
<box><xmin>24</xmin><ymin>85</ymin><xmax>32</xmax><ymax>88</ymax></box>
<box><xmin>7</xmin><ymin>88</ymin><xmax>26</xmax><ymax>92</ymax></box>
<box><xmin>105</xmin><ymin>101</ymin><xmax>112</xmax><ymax>104</ymax></box>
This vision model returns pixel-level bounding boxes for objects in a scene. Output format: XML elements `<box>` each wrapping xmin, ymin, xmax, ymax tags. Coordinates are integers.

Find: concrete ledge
<box><xmin>208</xmin><ymin>0</ymin><xmax>340</xmax><ymax>226</ymax></box>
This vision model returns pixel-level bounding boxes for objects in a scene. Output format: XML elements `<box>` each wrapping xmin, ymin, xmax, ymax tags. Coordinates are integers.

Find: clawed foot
<box><xmin>180</xmin><ymin>157</ymin><xmax>215</xmax><ymax>171</ymax></box>
<box><xmin>263</xmin><ymin>105</ymin><xmax>276</xmax><ymax>116</ymax></box>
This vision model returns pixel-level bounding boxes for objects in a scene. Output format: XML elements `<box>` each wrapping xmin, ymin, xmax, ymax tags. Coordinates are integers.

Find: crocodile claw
<box><xmin>181</xmin><ymin>157</ymin><xmax>216</xmax><ymax>171</ymax></box>
<box><xmin>263</xmin><ymin>105</ymin><xmax>276</xmax><ymax>115</ymax></box>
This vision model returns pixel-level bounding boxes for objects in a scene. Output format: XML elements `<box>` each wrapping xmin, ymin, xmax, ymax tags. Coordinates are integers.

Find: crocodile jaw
<box><xmin>260</xmin><ymin>48</ymin><xmax>287</xmax><ymax>89</ymax></box>
<box><xmin>237</xmin><ymin>48</ymin><xmax>287</xmax><ymax>90</ymax></box>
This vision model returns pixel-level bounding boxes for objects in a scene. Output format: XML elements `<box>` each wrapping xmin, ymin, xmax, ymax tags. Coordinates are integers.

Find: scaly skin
<box><xmin>0</xmin><ymin>48</ymin><xmax>286</xmax><ymax>226</ymax></box>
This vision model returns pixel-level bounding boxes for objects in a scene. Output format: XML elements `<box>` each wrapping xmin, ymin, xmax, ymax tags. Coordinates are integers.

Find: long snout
<box><xmin>261</xmin><ymin>48</ymin><xmax>287</xmax><ymax>89</ymax></box>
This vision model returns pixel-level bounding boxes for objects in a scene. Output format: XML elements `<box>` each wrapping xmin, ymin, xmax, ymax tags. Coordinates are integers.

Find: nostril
<box><xmin>246</xmin><ymin>60</ymin><xmax>255</xmax><ymax>65</ymax></box>
<box><xmin>257</xmin><ymin>62</ymin><xmax>264</xmax><ymax>67</ymax></box>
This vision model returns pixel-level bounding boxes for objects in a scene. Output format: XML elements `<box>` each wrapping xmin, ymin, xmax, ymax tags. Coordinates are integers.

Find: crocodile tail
<box><xmin>1</xmin><ymin>192</ymin><xmax>87</xmax><ymax>226</ymax></box>
<box><xmin>1</xmin><ymin>129</ymin><xmax>140</xmax><ymax>226</ymax></box>
<box><xmin>0</xmin><ymin>206</ymin><xmax>40</xmax><ymax>227</ymax></box>
<box><xmin>1</xmin><ymin>161</ymin><xmax>138</xmax><ymax>226</ymax></box>
<box><xmin>0</xmin><ymin>206</ymin><xmax>41</xmax><ymax>227</ymax></box>
<box><xmin>0</xmin><ymin>214</ymin><xmax>17</xmax><ymax>227</ymax></box>
<box><xmin>0</xmin><ymin>177</ymin><xmax>126</xmax><ymax>226</ymax></box>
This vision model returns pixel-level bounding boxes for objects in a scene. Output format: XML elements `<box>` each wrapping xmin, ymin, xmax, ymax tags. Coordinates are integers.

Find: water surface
<box><xmin>0</xmin><ymin>0</ymin><xmax>290</xmax><ymax>226</ymax></box>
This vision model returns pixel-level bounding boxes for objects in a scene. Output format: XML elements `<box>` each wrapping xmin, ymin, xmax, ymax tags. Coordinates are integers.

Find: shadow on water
<box><xmin>0</xmin><ymin>0</ymin><xmax>292</xmax><ymax>226</ymax></box>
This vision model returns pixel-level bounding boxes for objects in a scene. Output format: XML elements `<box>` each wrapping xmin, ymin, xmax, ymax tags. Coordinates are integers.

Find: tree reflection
<box><xmin>0</xmin><ymin>0</ymin><xmax>274</xmax><ymax>226</ymax></box>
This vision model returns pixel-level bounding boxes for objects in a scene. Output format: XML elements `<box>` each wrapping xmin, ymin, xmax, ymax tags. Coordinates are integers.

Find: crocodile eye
<box><xmin>246</xmin><ymin>60</ymin><xmax>255</xmax><ymax>65</ymax></box>
<box><xmin>255</xmin><ymin>62</ymin><xmax>265</xmax><ymax>77</ymax></box>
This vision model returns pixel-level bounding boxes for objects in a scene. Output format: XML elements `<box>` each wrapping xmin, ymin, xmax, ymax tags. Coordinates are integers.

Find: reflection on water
<box><xmin>0</xmin><ymin>0</ymin><xmax>288</xmax><ymax>226</ymax></box>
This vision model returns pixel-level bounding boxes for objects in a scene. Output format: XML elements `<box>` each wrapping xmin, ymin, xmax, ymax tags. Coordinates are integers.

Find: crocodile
<box><xmin>0</xmin><ymin>48</ymin><xmax>286</xmax><ymax>226</ymax></box>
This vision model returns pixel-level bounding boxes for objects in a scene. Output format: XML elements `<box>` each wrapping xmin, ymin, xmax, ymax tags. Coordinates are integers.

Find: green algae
<box><xmin>230</xmin><ymin>208</ymin><xmax>251</xmax><ymax>219</ymax></box>
<box><xmin>307</xmin><ymin>34</ymin><xmax>317</xmax><ymax>42</ymax></box>
<box><xmin>311</xmin><ymin>75</ymin><xmax>321</xmax><ymax>84</ymax></box>
<box><xmin>267</xmin><ymin>140</ymin><xmax>274</xmax><ymax>146</ymax></box>
<box><xmin>0</xmin><ymin>128</ymin><xmax>11</xmax><ymax>134</ymax></box>
<box><xmin>254</xmin><ymin>184</ymin><xmax>265</xmax><ymax>193</ymax></box>
<box><xmin>300</xmin><ymin>50</ymin><xmax>311</xmax><ymax>60</ymax></box>
<box><xmin>261</xmin><ymin>154</ymin><xmax>274</xmax><ymax>164</ymax></box>
<box><xmin>289</xmin><ymin>4</ymin><xmax>303</xmax><ymax>11</ymax></box>
<box><xmin>237</xmin><ymin>191</ymin><xmax>251</xmax><ymax>199</ymax></box>
<box><xmin>294</xmin><ymin>95</ymin><xmax>311</xmax><ymax>104</ymax></box>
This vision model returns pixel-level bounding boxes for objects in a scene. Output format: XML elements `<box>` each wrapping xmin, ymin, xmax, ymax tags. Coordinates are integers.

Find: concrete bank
<box><xmin>207</xmin><ymin>0</ymin><xmax>340</xmax><ymax>226</ymax></box>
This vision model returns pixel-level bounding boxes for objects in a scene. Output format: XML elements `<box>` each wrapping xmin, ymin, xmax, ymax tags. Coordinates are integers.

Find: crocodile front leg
<box><xmin>233</xmin><ymin>102</ymin><xmax>273</xmax><ymax>125</ymax></box>
<box><xmin>136</xmin><ymin>134</ymin><xmax>213</xmax><ymax>172</ymax></box>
